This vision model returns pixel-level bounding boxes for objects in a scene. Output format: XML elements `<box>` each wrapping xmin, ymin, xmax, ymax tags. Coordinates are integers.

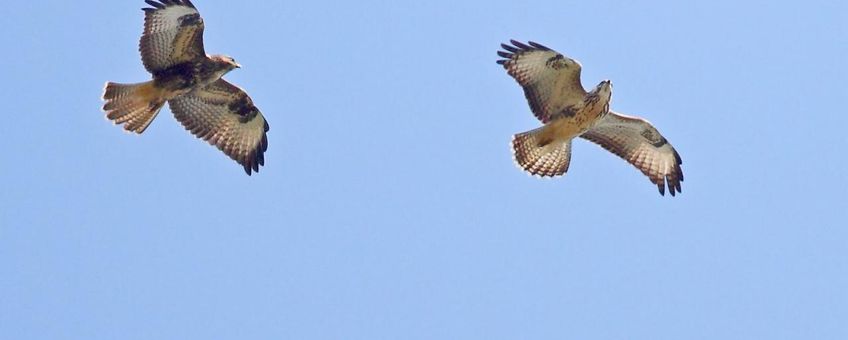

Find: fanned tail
<box><xmin>102</xmin><ymin>81</ymin><xmax>166</xmax><ymax>134</ymax></box>
<box><xmin>511</xmin><ymin>127</ymin><xmax>573</xmax><ymax>177</ymax></box>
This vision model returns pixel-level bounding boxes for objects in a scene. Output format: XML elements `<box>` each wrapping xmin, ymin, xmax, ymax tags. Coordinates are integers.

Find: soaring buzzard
<box><xmin>497</xmin><ymin>40</ymin><xmax>683</xmax><ymax>196</ymax></box>
<box><xmin>102</xmin><ymin>0</ymin><xmax>269</xmax><ymax>175</ymax></box>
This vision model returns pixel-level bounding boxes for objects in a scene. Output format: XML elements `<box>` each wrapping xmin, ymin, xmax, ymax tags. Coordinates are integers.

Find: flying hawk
<box><xmin>102</xmin><ymin>0</ymin><xmax>269</xmax><ymax>175</ymax></box>
<box><xmin>497</xmin><ymin>40</ymin><xmax>683</xmax><ymax>196</ymax></box>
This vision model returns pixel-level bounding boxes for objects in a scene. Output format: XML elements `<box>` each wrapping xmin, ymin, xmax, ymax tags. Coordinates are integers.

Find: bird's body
<box><xmin>151</xmin><ymin>56</ymin><xmax>233</xmax><ymax>96</ymax></box>
<box><xmin>535</xmin><ymin>81</ymin><xmax>611</xmax><ymax>144</ymax></box>
<box><xmin>498</xmin><ymin>40</ymin><xmax>683</xmax><ymax>196</ymax></box>
<box><xmin>102</xmin><ymin>0</ymin><xmax>269</xmax><ymax>175</ymax></box>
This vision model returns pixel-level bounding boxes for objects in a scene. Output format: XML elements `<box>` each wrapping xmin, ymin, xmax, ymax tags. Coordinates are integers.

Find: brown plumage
<box><xmin>101</xmin><ymin>0</ymin><xmax>269</xmax><ymax>175</ymax></box>
<box><xmin>498</xmin><ymin>40</ymin><xmax>683</xmax><ymax>196</ymax></box>
<box><xmin>169</xmin><ymin>79</ymin><xmax>269</xmax><ymax>174</ymax></box>
<box><xmin>579</xmin><ymin>113</ymin><xmax>683</xmax><ymax>196</ymax></box>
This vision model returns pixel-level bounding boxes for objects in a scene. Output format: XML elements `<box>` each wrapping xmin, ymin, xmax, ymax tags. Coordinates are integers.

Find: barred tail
<box><xmin>511</xmin><ymin>127</ymin><xmax>573</xmax><ymax>177</ymax></box>
<box><xmin>101</xmin><ymin>81</ymin><xmax>166</xmax><ymax>134</ymax></box>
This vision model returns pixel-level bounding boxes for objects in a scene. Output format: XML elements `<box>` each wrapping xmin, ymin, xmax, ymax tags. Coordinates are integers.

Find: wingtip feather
<box><xmin>500</xmin><ymin>43</ymin><xmax>518</xmax><ymax>53</ymax></box>
<box><xmin>145</xmin><ymin>0</ymin><xmax>196</xmax><ymax>10</ymax></box>
<box><xmin>527</xmin><ymin>41</ymin><xmax>551</xmax><ymax>50</ymax></box>
<box><xmin>144</xmin><ymin>0</ymin><xmax>164</xmax><ymax>9</ymax></box>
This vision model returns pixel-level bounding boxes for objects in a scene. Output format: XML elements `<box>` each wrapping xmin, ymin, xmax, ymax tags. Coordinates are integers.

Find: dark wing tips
<box><xmin>657</xmin><ymin>168</ymin><xmax>683</xmax><ymax>197</ymax></box>
<box><xmin>496</xmin><ymin>50</ymin><xmax>513</xmax><ymax>65</ymax></box>
<box><xmin>261</xmin><ymin>121</ymin><xmax>270</xmax><ymax>151</ymax></box>
<box><xmin>243</xmin><ymin>147</ymin><xmax>267</xmax><ymax>176</ymax></box>
<box><xmin>671</xmin><ymin>157</ymin><xmax>684</xmax><ymax>196</ymax></box>
<box><xmin>669</xmin><ymin>148</ymin><xmax>684</xmax><ymax>196</ymax></box>
<box><xmin>143</xmin><ymin>0</ymin><xmax>196</xmax><ymax>11</ymax></box>
<box><xmin>528</xmin><ymin>41</ymin><xmax>552</xmax><ymax>50</ymax></box>
<box><xmin>500</xmin><ymin>43</ymin><xmax>519</xmax><ymax>53</ymax></box>
<box><xmin>663</xmin><ymin>174</ymin><xmax>681</xmax><ymax>197</ymax></box>
<box><xmin>243</xmin><ymin>152</ymin><xmax>260</xmax><ymax>176</ymax></box>
<box><xmin>510</xmin><ymin>39</ymin><xmax>553</xmax><ymax>51</ymax></box>
<box><xmin>144</xmin><ymin>0</ymin><xmax>164</xmax><ymax>9</ymax></box>
<box><xmin>496</xmin><ymin>40</ymin><xmax>525</xmax><ymax>65</ymax></box>
<box><xmin>496</xmin><ymin>43</ymin><xmax>516</xmax><ymax>65</ymax></box>
<box><xmin>497</xmin><ymin>40</ymin><xmax>552</xmax><ymax>65</ymax></box>
<box><xmin>660</xmin><ymin>152</ymin><xmax>684</xmax><ymax>196</ymax></box>
<box><xmin>242</xmin><ymin>121</ymin><xmax>269</xmax><ymax>176</ymax></box>
<box><xmin>509</xmin><ymin>39</ymin><xmax>531</xmax><ymax>50</ymax></box>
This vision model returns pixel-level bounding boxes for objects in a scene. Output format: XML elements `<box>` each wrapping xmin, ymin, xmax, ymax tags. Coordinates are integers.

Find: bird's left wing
<box><xmin>580</xmin><ymin>111</ymin><xmax>683</xmax><ymax>196</ymax></box>
<box><xmin>140</xmin><ymin>0</ymin><xmax>206</xmax><ymax>73</ymax></box>
<box><xmin>167</xmin><ymin>79</ymin><xmax>269</xmax><ymax>175</ymax></box>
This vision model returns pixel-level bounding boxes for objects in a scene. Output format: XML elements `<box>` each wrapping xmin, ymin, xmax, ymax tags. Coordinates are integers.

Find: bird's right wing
<box><xmin>497</xmin><ymin>40</ymin><xmax>586</xmax><ymax>123</ymax></box>
<box><xmin>140</xmin><ymin>0</ymin><xmax>206</xmax><ymax>73</ymax></box>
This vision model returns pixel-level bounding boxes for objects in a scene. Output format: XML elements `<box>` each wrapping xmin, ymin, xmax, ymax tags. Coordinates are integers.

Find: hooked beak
<box><xmin>235</xmin><ymin>63</ymin><xmax>242</xmax><ymax>69</ymax></box>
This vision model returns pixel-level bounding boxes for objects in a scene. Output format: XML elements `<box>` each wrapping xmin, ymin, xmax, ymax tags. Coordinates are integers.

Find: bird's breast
<box><xmin>544</xmin><ymin>105</ymin><xmax>606</xmax><ymax>140</ymax></box>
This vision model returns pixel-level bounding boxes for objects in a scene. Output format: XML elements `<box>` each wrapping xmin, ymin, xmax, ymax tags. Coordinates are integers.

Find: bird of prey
<box><xmin>497</xmin><ymin>40</ymin><xmax>683</xmax><ymax>196</ymax></box>
<box><xmin>102</xmin><ymin>0</ymin><xmax>269</xmax><ymax>175</ymax></box>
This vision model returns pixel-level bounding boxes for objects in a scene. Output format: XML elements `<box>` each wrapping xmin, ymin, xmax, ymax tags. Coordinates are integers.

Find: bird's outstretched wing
<box><xmin>168</xmin><ymin>79</ymin><xmax>269</xmax><ymax>175</ymax></box>
<box><xmin>497</xmin><ymin>40</ymin><xmax>586</xmax><ymax>123</ymax></box>
<box><xmin>580</xmin><ymin>112</ymin><xmax>683</xmax><ymax>196</ymax></box>
<box><xmin>140</xmin><ymin>0</ymin><xmax>205</xmax><ymax>73</ymax></box>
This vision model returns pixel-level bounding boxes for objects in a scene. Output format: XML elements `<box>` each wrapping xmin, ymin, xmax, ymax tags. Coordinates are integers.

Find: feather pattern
<box><xmin>512</xmin><ymin>127</ymin><xmax>573</xmax><ymax>177</ymax></box>
<box><xmin>580</xmin><ymin>111</ymin><xmax>684</xmax><ymax>196</ymax></box>
<box><xmin>140</xmin><ymin>0</ymin><xmax>205</xmax><ymax>73</ymax></box>
<box><xmin>497</xmin><ymin>40</ymin><xmax>586</xmax><ymax>123</ymax></box>
<box><xmin>168</xmin><ymin>79</ymin><xmax>269</xmax><ymax>175</ymax></box>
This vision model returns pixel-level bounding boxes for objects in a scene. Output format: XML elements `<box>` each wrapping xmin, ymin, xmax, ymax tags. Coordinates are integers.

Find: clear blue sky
<box><xmin>1</xmin><ymin>0</ymin><xmax>846</xmax><ymax>339</ymax></box>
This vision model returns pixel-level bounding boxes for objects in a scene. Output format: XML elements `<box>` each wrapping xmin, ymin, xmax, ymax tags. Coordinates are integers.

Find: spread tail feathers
<box><xmin>512</xmin><ymin>127</ymin><xmax>573</xmax><ymax>177</ymax></box>
<box><xmin>102</xmin><ymin>81</ymin><xmax>166</xmax><ymax>134</ymax></box>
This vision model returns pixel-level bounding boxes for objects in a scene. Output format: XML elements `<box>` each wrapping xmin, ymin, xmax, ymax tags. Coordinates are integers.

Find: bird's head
<box><xmin>210</xmin><ymin>54</ymin><xmax>242</xmax><ymax>72</ymax></box>
<box><xmin>595</xmin><ymin>79</ymin><xmax>613</xmax><ymax>98</ymax></box>
<box><xmin>587</xmin><ymin>80</ymin><xmax>613</xmax><ymax>113</ymax></box>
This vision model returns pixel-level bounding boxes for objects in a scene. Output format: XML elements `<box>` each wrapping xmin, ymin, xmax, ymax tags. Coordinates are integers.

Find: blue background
<box><xmin>2</xmin><ymin>1</ymin><xmax>846</xmax><ymax>339</ymax></box>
